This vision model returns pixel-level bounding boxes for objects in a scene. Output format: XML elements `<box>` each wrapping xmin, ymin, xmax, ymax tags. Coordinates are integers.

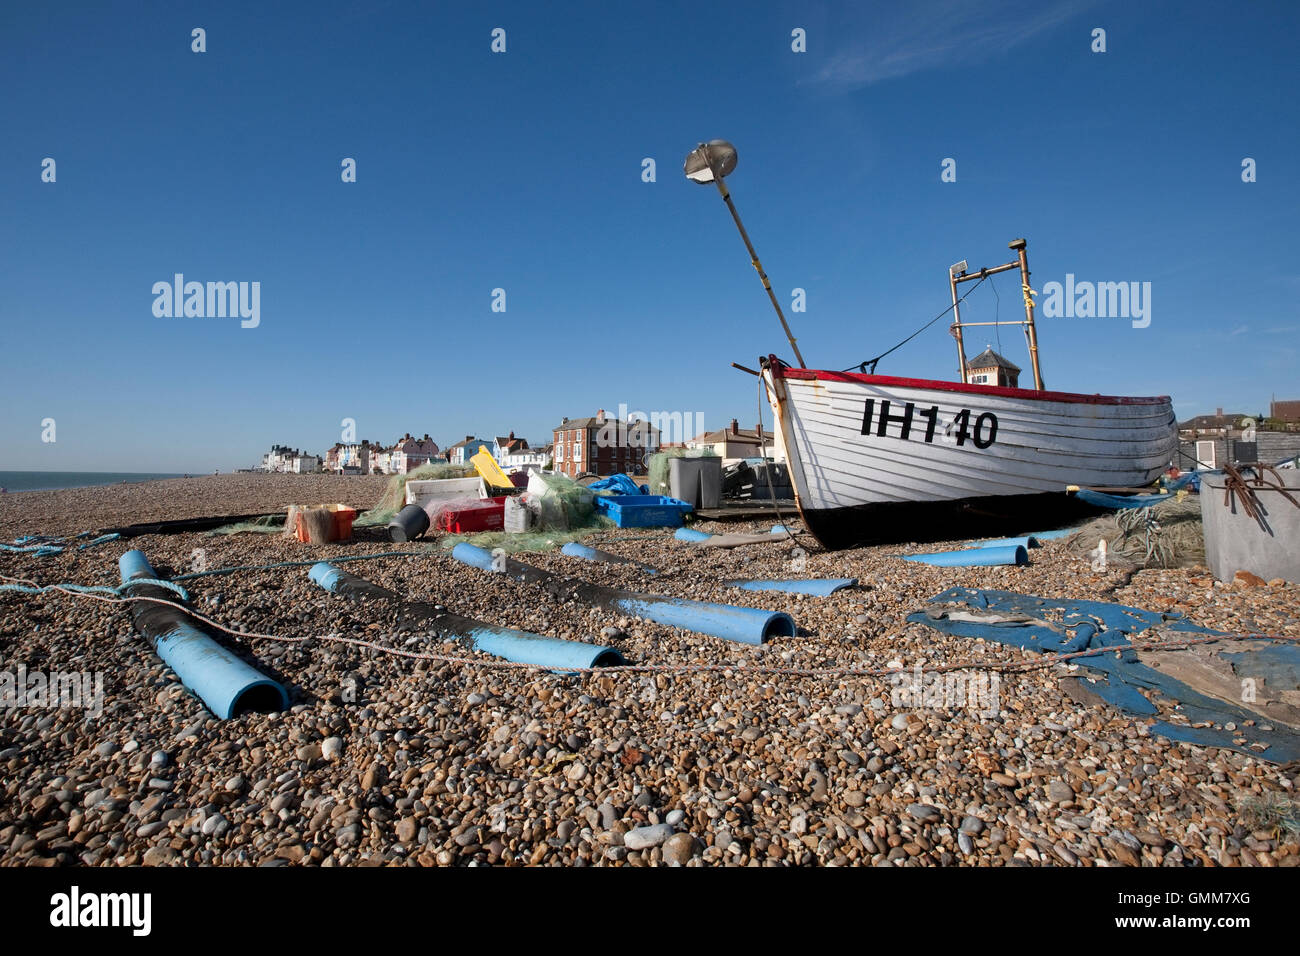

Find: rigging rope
<box><xmin>842</xmin><ymin>276</ymin><xmax>986</xmax><ymax>374</ymax></box>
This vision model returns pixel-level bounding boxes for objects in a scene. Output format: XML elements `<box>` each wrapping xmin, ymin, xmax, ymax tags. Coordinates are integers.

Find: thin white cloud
<box><xmin>806</xmin><ymin>0</ymin><xmax>1087</xmax><ymax>90</ymax></box>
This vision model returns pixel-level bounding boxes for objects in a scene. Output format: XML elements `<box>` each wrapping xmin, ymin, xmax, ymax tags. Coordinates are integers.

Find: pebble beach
<box><xmin>1</xmin><ymin>474</ymin><xmax>1297</xmax><ymax>867</ymax></box>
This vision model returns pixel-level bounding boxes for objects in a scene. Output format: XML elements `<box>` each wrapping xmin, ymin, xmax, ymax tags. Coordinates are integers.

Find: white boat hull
<box><xmin>763</xmin><ymin>360</ymin><xmax>1178</xmax><ymax>549</ymax></box>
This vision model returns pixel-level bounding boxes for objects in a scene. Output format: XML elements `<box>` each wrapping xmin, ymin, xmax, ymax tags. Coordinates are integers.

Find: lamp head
<box><xmin>684</xmin><ymin>140</ymin><xmax>738</xmax><ymax>184</ymax></box>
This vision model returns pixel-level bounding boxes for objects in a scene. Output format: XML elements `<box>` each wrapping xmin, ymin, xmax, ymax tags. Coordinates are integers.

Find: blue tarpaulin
<box><xmin>588</xmin><ymin>474</ymin><xmax>646</xmax><ymax>496</ymax></box>
<box><xmin>1163</xmin><ymin>472</ymin><xmax>1201</xmax><ymax>492</ymax></box>
<box><xmin>908</xmin><ymin>587</ymin><xmax>1300</xmax><ymax>763</ymax></box>
<box><xmin>1074</xmin><ymin>489</ymin><xmax>1175</xmax><ymax>510</ymax></box>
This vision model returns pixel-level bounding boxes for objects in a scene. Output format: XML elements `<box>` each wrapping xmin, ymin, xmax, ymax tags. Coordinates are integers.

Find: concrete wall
<box><xmin>1200</xmin><ymin>470</ymin><xmax>1300</xmax><ymax>583</ymax></box>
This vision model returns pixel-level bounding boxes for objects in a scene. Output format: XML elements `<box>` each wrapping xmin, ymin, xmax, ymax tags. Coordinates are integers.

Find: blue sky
<box><xmin>2</xmin><ymin>0</ymin><xmax>1297</xmax><ymax>471</ymax></box>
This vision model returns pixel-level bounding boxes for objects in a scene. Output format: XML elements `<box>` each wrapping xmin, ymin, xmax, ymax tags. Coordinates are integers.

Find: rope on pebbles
<box><xmin>0</xmin><ymin>576</ymin><xmax>190</xmax><ymax>601</ymax></box>
<box><xmin>2</xmin><ymin>573</ymin><xmax>1295</xmax><ymax>680</ymax></box>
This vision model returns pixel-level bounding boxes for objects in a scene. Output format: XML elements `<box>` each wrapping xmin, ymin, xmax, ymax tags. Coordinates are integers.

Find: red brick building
<box><xmin>1271</xmin><ymin>399</ymin><xmax>1300</xmax><ymax>427</ymax></box>
<box><xmin>552</xmin><ymin>410</ymin><xmax>660</xmax><ymax>478</ymax></box>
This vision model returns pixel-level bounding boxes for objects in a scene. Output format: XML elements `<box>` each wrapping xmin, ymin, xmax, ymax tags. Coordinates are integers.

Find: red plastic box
<box><xmin>436</xmin><ymin>497</ymin><xmax>506</xmax><ymax>533</ymax></box>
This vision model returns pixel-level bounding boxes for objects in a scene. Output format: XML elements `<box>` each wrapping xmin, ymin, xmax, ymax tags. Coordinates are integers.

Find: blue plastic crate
<box><xmin>594</xmin><ymin>495</ymin><xmax>693</xmax><ymax>528</ymax></box>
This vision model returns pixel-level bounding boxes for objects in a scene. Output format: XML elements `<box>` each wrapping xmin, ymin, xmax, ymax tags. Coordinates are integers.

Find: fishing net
<box><xmin>298</xmin><ymin>508</ymin><xmax>337</xmax><ymax>544</ymax></box>
<box><xmin>207</xmin><ymin>515</ymin><xmax>284</xmax><ymax>536</ymax></box>
<box><xmin>354</xmin><ymin>463</ymin><xmax>476</xmax><ymax>527</ymax></box>
<box><xmin>1063</xmin><ymin>495</ymin><xmax>1204</xmax><ymax>569</ymax></box>
<box><xmin>437</xmin><ymin>522</ymin><xmax>612</xmax><ymax>554</ymax></box>
<box><xmin>433</xmin><ymin>472</ymin><xmax>614</xmax><ymax>550</ymax></box>
<box><xmin>646</xmin><ymin>448</ymin><xmax>718</xmax><ymax>498</ymax></box>
<box><xmin>526</xmin><ymin>472</ymin><xmax>597</xmax><ymax>530</ymax></box>
<box><xmin>1240</xmin><ymin>793</ymin><xmax>1300</xmax><ymax>838</ymax></box>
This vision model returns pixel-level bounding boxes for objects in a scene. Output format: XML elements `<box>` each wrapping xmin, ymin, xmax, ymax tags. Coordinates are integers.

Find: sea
<box><xmin>0</xmin><ymin>471</ymin><xmax>190</xmax><ymax>493</ymax></box>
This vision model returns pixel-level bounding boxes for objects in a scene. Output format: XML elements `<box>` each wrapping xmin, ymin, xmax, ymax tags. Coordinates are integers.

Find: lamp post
<box><xmin>684</xmin><ymin>140</ymin><xmax>806</xmax><ymax>368</ymax></box>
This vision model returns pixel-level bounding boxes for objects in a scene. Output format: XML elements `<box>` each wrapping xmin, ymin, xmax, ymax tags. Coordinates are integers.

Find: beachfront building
<box><xmin>260</xmin><ymin>445</ymin><xmax>301</xmax><ymax>473</ymax></box>
<box><xmin>369</xmin><ymin>445</ymin><xmax>394</xmax><ymax>475</ymax></box>
<box><xmin>502</xmin><ymin>446</ymin><xmax>548</xmax><ymax>472</ymax></box>
<box><xmin>493</xmin><ymin>432</ymin><xmax>549</xmax><ymax>475</ymax></box>
<box><xmin>492</xmin><ymin>432</ymin><xmax>529</xmax><ymax>464</ymax></box>
<box><xmin>552</xmin><ymin>410</ymin><xmax>660</xmax><ymax>478</ymax></box>
<box><xmin>390</xmin><ymin>434</ymin><xmax>441</xmax><ymax>473</ymax></box>
<box><xmin>1177</xmin><ymin>409</ymin><xmax>1250</xmax><ymax>442</ymax></box>
<box><xmin>290</xmin><ymin>454</ymin><xmax>320</xmax><ymax>473</ymax></box>
<box><xmin>684</xmin><ymin>419</ymin><xmax>776</xmax><ymax>461</ymax></box>
<box><xmin>326</xmin><ymin>440</ymin><xmax>371</xmax><ymax>474</ymax></box>
<box><xmin>445</xmin><ymin>436</ymin><xmax>492</xmax><ymax>466</ymax></box>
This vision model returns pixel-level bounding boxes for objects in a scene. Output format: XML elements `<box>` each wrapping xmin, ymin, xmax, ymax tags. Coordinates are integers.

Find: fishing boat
<box><xmin>683</xmin><ymin>140</ymin><xmax>1178</xmax><ymax>549</ymax></box>
<box><xmin>760</xmin><ymin>358</ymin><xmax>1177</xmax><ymax>549</ymax></box>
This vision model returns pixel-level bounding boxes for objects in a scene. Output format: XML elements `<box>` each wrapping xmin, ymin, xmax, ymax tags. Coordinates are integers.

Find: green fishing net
<box><xmin>1063</xmin><ymin>496</ymin><xmax>1205</xmax><ymax>569</ymax></box>
<box><xmin>525</xmin><ymin>471</ymin><xmax>599</xmax><ymax>530</ymax></box>
<box><xmin>206</xmin><ymin>514</ymin><xmax>284</xmax><ymax>536</ymax></box>
<box><xmin>437</xmin><ymin>522</ymin><xmax>612</xmax><ymax>554</ymax></box>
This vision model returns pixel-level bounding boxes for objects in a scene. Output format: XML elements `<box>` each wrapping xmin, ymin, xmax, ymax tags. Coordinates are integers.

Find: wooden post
<box><xmin>1010</xmin><ymin>238</ymin><xmax>1044</xmax><ymax>390</ymax></box>
<box><xmin>950</xmin><ymin>268</ymin><xmax>968</xmax><ymax>384</ymax></box>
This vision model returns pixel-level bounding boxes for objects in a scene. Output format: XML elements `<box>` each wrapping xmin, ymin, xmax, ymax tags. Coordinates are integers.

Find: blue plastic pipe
<box><xmin>902</xmin><ymin>545</ymin><xmax>1029</xmax><ymax>567</ymax></box>
<box><xmin>725</xmin><ymin>578</ymin><xmax>858</xmax><ymax>596</ymax></box>
<box><xmin>308</xmin><ymin>562</ymin><xmax>624</xmax><ymax>671</ymax></box>
<box><xmin>612</xmin><ymin>597</ymin><xmax>795</xmax><ymax>645</ymax></box>
<box><xmin>561</xmin><ymin>541</ymin><xmax>656</xmax><ymax>573</ymax></box>
<box><xmin>965</xmin><ymin>536</ymin><xmax>1040</xmax><ymax>549</ymax></box>
<box><xmin>1025</xmin><ymin>528</ymin><xmax>1077</xmax><ymax>541</ymax></box>
<box><xmin>674</xmin><ymin>525</ymin><xmax>790</xmax><ymax>543</ymax></box>
<box><xmin>451</xmin><ymin>543</ymin><xmax>795</xmax><ymax>645</ymax></box>
<box><xmin>118</xmin><ymin>550</ymin><xmax>288</xmax><ymax>718</ymax></box>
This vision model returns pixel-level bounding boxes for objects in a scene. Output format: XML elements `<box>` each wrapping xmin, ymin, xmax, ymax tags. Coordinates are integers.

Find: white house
<box><xmin>684</xmin><ymin>419</ymin><xmax>782</xmax><ymax>462</ymax></box>
<box><xmin>369</xmin><ymin>446</ymin><xmax>393</xmax><ymax>475</ymax></box>
<box><xmin>503</xmin><ymin>449</ymin><xmax>547</xmax><ymax>469</ymax></box>
<box><xmin>260</xmin><ymin>445</ymin><xmax>297</xmax><ymax>473</ymax></box>
<box><xmin>491</xmin><ymin>431</ymin><xmax>529</xmax><ymax>463</ymax></box>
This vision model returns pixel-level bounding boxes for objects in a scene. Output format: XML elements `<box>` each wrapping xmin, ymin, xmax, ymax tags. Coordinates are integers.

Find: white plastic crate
<box><xmin>404</xmin><ymin>476</ymin><xmax>486</xmax><ymax>507</ymax></box>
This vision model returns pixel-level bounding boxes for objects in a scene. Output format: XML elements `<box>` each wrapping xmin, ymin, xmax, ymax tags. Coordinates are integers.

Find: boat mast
<box><xmin>1011</xmin><ymin>238</ymin><xmax>1044</xmax><ymax>391</ymax></box>
<box><xmin>684</xmin><ymin>141</ymin><xmax>807</xmax><ymax>368</ymax></box>
<box><xmin>949</xmin><ymin>260</ymin><xmax>970</xmax><ymax>383</ymax></box>
<box><xmin>948</xmin><ymin>238</ymin><xmax>1044</xmax><ymax>390</ymax></box>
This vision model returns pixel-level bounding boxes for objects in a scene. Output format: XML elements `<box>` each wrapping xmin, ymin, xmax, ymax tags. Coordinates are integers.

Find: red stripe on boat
<box><xmin>771</xmin><ymin>360</ymin><xmax>1169</xmax><ymax>406</ymax></box>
